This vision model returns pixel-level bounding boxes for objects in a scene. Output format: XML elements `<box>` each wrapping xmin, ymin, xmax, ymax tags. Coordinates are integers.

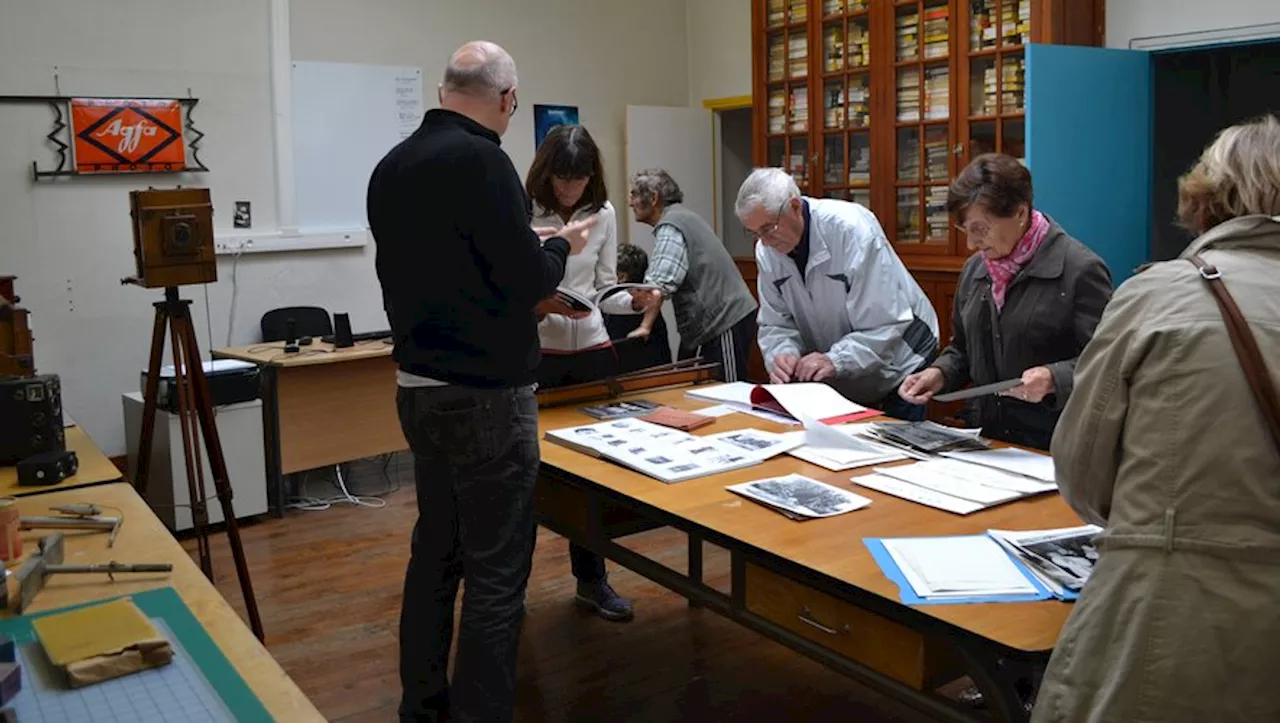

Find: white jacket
<box><xmin>533</xmin><ymin>201</ymin><xmax>631</xmax><ymax>352</ymax></box>
<box><xmin>756</xmin><ymin>198</ymin><xmax>939</xmax><ymax>406</ymax></box>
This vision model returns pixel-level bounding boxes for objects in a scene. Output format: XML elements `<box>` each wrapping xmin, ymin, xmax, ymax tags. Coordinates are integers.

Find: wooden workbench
<box><xmin>535</xmin><ymin>385</ymin><xmax>1082</xmax><ymax>723</ymax></box>
<box><xmin>0</xmin><ymin>425</ymin><xmax>122</xmax><ymax>498</ymax></box>
<box><xmin>2</xmin><ymin>483</ymin><xmax>324</xmax><ymax>721</ymax></box>
<box><xmin>213</xmin><ymin>339</ymin><xmax>405</xmax><ymax>515</ymax></box>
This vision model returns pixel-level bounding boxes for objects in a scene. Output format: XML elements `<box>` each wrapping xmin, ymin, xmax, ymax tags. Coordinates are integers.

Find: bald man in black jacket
<box><xmin>368</xmin><ymin>40</ymin><xmax>592</xmax><ymax>723</ymax></box>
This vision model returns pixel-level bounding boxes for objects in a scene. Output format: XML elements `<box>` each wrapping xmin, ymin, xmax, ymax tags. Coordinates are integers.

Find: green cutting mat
<box><xmin>0</xmin><ymin>586</ymin><xmax>273</xmax><ymax>722</ymax></box>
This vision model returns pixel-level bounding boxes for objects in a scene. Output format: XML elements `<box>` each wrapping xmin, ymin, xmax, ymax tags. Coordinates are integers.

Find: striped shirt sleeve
<box><xmin>644</xmin><ymin>224</ymin><xmax>689</xmax><ymax>296</ymax></box>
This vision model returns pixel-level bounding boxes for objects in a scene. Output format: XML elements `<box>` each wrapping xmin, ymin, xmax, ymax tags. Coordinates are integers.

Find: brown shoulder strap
<box><xmin>1187</xmin><ymin>254</ymin><xmax>1280</xmax><ymax>453</ymax></box>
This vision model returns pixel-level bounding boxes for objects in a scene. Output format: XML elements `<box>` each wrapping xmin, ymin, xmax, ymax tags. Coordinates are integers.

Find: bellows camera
<box><xmin>126</xmin><ymin>187</ymin><xmax>217</xmax><ymax>288</ymax></box>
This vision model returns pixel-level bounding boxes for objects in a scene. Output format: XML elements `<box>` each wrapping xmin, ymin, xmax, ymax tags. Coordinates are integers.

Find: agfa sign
<box><xmin>70</xmin><ymin>98</ymin><xmax>186</xmax><ymax>173</ymax></box>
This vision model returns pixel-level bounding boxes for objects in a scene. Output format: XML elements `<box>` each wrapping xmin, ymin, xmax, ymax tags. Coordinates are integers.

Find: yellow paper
<box><xmin>32</xmin><ymin>598</ymin><xmax>169</xmax><ymax>669</ymax></box>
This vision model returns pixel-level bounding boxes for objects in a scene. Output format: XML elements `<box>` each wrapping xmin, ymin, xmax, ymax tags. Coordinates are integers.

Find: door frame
<box><xmin>703</xmin><ymin>95</ymin><xmax>754</xmax><ymax>239</ymax></box>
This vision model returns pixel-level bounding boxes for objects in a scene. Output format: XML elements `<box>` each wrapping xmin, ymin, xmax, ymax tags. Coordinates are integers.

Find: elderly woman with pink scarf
<box><xmin>898</xmin><ymin>153</ymin><xmax>1113</xmax><ymax>451</ymax></box>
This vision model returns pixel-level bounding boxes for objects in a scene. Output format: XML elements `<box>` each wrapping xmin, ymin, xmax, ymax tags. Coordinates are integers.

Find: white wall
<box><xmin>686</xmin><ymin>0</ymin><xmax>753</xmax><ymax>105</ymax></box>
<box><xmin>1107</xmin><ymin>0</ymin><xmax>1280</xmax><ymax>48</ymax></box>
<box><xmin>0</xmin><ymin>0</ymin><xmax>689</xmax><ymax>456</ymax></box>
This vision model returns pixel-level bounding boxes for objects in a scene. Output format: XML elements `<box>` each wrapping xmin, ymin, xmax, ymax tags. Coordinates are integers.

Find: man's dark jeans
<box><xmin>396</xmin><ymin>383</ymin><xmax>540</xmax><ymax>723</ymax></box>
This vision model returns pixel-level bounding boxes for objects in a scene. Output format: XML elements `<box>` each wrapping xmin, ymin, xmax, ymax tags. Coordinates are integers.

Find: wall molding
<box><xmin>1129</xmin><ymin>21</ymin><xmax>1280</xmax><ymax>50</ymax></box>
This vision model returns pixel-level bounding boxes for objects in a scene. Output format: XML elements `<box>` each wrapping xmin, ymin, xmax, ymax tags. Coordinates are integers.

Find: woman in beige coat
<box><xmin>1034</xmin><ymin>116</ymin><xmax>1280</xmax><ymax>722</ymax></box>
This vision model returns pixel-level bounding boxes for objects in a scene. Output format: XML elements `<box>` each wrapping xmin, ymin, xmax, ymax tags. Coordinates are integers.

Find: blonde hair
<box><xmin>1177</xmin><ymin>114</ymin><xmax>1280</xmax><ymax>233</ymax></box>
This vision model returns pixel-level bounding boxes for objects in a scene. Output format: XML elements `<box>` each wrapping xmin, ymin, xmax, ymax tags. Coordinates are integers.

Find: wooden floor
<box><xmin>184</xmin><ymin>456</ymin><xmax>946</xmax><ymax>722</ymax></box>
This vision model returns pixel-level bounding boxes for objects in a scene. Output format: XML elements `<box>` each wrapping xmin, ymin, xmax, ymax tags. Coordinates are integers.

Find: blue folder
<box><xmin>864</xmin><ymin>536</ymin><xmax>1070</xmax><ymax>605</ymax></box>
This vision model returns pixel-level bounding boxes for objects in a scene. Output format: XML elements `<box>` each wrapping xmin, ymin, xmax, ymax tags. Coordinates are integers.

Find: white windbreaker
<box><xmin>756</xmin><ymin>198</ymin><xmax>939</xmax><ymax>406</ymax></box>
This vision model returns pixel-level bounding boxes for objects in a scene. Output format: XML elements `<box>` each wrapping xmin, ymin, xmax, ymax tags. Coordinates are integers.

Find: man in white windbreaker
<box><xmin>735</xmin><ymin>168</ymin><xmax>940</xmax><ymax>420</ymax></box>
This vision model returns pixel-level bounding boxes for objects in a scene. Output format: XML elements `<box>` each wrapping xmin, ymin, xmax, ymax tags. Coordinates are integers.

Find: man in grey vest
<box><xmin>627</xmin><ymin>168</ymin><xmax>759</xmax><ymax>382</ymax></box>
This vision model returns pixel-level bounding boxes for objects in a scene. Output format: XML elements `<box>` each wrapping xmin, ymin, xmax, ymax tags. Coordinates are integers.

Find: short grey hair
<box><xmin>735</xmin><ymin>167</ymin><xmax>801</xmax><ymax>220</ymax></box>
<box><xmin>630</xmin><ymin>168</ymin><xmax>683</xmax><ymax>206</ymax></box>
<box><xmin>442</xmin><ymin>41</ymin><xmax>518</xmax><ymax>97</ymax></box>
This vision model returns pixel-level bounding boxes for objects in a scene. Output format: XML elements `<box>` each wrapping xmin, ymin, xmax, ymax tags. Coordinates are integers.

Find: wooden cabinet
<box><xmin>749</xmin><ymin>0</ymin><xmax>1105</xmax><ymax>361</ymax></box>
<box><xmin>734</xmin><ymin>256</ymin><xmax>771</xmax><ymax>383</ymax></box>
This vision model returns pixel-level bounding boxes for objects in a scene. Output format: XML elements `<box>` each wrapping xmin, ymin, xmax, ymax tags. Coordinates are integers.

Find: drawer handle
<box><xmin>797</xmin><ymin>606</ymin><xmax>849</xmax><ymax>636</ymax></box>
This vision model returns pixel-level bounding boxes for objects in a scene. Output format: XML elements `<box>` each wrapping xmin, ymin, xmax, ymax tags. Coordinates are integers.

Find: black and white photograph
<box><xmin>727</xmin><ymin>474</ymin><xmax>872</xmax><ymax>519</ymax></box>
<box><xmin>687</xmin><ymin>446</ymin><xmax>716</xmax><ymax>455</ymax></box>
<box><xmin>646</xmin><ymin>456</ymin><xmax>672</xmax><ymax>465</ymax></box>
<box><xmin>1021</xmin><ymin>534</ymin><xmax>1099</xmax><ymax>583</ymax></box>
<box><xmin>669</xmin><ymin>463</ymin><xmax>700</xmax><ymax>474</ymax></box>
<box><xmin>719</xmin><ymin>432</ymin><xmax>775</xmax><ymax>451</ymax></box>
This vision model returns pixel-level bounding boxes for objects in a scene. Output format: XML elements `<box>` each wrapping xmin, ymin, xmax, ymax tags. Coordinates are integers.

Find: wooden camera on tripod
<box><xmin>125</xmin><ymin>187</ymin><xmax>217</xmax><ymax>288</ymax></box>
<box><xmin>0</xmin><ymin>276</ymin><xmax>35</xmax><ymax>378</ymax></box>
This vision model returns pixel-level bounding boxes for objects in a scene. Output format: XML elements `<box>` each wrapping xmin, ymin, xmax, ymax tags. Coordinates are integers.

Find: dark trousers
<box><xmin>679</xmin><ymin>312</ymin><xmax>757</xmax><ymax>383</ymax></box>
<box><xmin>396</xmin><ymin>384</ymin><xmax>540</xmax><ymax>723</ymax></box>
<box><xmin>535</xmin><ymin>346</ymin><xmax>615</xmax><ymax>584</ymax></box>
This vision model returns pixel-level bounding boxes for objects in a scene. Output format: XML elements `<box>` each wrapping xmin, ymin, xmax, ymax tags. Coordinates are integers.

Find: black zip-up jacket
<box><xmin>368</xmin><ymin>109</ymin><xmax>570</xmax><ymax>388</ymax></box>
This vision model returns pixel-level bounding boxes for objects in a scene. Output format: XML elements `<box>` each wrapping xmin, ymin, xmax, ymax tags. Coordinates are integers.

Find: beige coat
<box><xmin>1035</xmin><ymin>215</ymin><xmax>1280</xmax><ymax>723</ymax></box>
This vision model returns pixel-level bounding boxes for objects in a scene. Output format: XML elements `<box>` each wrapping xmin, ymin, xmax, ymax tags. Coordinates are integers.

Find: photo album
<box><xmin>544</xmin><ymin>418</ymin><xmax>800</xmax><ymax>484</ymax></box>
<box><xmin>555</xmin><ymin>283</ymin><xmax>662</xmax><ymax>313</ymax></box>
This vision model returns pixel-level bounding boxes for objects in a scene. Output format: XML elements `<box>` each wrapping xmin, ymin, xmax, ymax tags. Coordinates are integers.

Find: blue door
<box><xmin>1026</xmin><ymin>44</ymin><xmax>1152</xmax><ymax>283</ymax></box>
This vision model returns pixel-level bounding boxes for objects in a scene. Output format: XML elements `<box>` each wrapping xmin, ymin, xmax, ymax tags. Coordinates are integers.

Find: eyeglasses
<box><xmin>744</xmin><ymin>199</ymin><xmax>790</xmax><ymax>241</ymax></box>
<box><xmin>954</xmin><ymin>221</ymin><xmax>992</xmax><ymax>239</ymax></box>
<box><xmin>500</xmin><ymin>87</ymin><xmax>518</xmax><ymax>117</ymax></box>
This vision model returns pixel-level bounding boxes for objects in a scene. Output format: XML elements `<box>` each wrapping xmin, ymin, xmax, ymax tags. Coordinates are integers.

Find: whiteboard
<box><xmin>291</xmin><ymin>61</ymin><xmax>424</xmax><ymax>233</ymax></box>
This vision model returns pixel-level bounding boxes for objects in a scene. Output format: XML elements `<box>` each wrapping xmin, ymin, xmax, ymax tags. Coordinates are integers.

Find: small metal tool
<box><xmin>13</xmin><ymin>534</ymin><xmax>172</xmax><ymax>613</ymax></box>
<box><xmin>48</xmin><ymin>504</ymin><xmax>101</xmax><ymax>517</ymax></box>
<box><xmin>20</xmin><ymin>508</ymin><xmax>122</xmax><ymax>547</ymax></box>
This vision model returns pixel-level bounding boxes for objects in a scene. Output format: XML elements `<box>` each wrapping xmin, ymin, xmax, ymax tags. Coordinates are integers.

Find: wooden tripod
<box><xmin>132</xmin><ymin>286</ymin><xmax>264</xmax><ymax>641</ymax></box>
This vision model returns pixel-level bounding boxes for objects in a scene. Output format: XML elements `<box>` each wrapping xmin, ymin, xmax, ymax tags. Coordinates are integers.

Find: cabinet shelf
<box><xmin>753</xmin><ymin>0</ymin><xmax>1103</xmax><ymax>349</ymax></box>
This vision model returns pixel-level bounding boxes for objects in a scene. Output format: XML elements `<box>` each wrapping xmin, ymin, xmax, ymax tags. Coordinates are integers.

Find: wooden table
<box><xmin>1</xmin><ymin>483</ymin><xmax>324</xmax><ymax>721</ymax></box>
<box><xmin>535</xmin><ymin>385</ymin><xmax>1082</xmax><ymax>723</ymax></box>
<box><xmin>0</xmin><ymin>426</ymin><xmax>123</xmax><ymax>498</ymax></box>
<box><xmin>213</xmin><ymin>340</ymin><xmax>406</xmax><ymax>515</ymax></box>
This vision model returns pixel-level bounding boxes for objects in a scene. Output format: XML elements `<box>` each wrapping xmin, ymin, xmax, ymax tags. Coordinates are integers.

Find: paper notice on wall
<box><xmin>395</xmin><ymin>70</ymin><xmax>424</xmax><ymax>139</ymax></box>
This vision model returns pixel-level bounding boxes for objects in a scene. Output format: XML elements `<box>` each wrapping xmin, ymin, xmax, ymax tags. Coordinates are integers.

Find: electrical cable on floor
<box><xmin>286</xmin><ymin>459</ymin><xmax>397</xmax><ymax>511</ymax></box>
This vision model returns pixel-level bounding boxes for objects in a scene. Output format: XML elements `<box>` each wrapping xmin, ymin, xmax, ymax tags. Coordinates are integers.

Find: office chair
<box><xmin>260</xmin><ymin>306</ymin><xmax>332</xmax><ymax>343</ymax></box>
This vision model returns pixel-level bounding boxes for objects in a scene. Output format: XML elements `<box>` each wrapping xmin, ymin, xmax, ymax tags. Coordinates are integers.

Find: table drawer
<box><xmin>743</xmin><ymin>563</ymin><xmax>956</xmax><ymax>689</ymax></box>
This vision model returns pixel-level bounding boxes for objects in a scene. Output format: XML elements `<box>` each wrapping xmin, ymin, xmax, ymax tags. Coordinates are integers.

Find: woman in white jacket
<box><xmin>526</xmin><ymin>124</ymin><xmax>636</xmax><ymax>622</ymax></box>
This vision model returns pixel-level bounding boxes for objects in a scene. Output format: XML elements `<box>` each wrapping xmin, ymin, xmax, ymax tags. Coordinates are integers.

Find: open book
<box><xmin>544</xmin><ymin>418</ymin><xmax>799</xmax><ymax>484</ymax></box>
<box><xmin>687</xmin><ymin>381</ymin><xmax>879</xmax><ymax>425</ymax></box>
<box><xmin>555</xmin><ymin>283</ymin><xmax>661</xmax><ymax>313</ymax></box>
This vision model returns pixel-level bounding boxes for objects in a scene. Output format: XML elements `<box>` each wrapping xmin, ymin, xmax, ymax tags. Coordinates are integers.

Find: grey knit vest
<box><xmin>655</xmin><ymin>204</ymin><xmax>758</xmax><ymax>350</ymax></box>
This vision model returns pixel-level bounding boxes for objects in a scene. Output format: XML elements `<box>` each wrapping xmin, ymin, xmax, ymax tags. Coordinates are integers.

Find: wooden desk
<box><xmin>0</xmin><ymin>426</ymin><xmax>122</xmax><ymax>498</ymax></box>
<box><xmin>213</xmin><ymin>340</ymin><xmax>406</xmax><ymax>515</ymax></box>
<box><xmin>2</xmin><ymin>483</ymin><xmax>324</xmax><ymax>721</ymax></box>
<box><xmin>535</xmin><ymin>386</ymin><xmax>1082</xmax><ymax>723</ymax></box>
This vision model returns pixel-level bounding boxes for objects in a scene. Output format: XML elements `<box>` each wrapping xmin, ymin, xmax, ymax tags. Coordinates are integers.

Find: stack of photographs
<box><xmin>865</xmin><ymin>421</ymin><xmax>989</xmax><ymax>454</ymax></box>
<box><xmin>986</xmin><ymin>525</ymin><xmax>1103</xmax><ymax>598</ymax></box>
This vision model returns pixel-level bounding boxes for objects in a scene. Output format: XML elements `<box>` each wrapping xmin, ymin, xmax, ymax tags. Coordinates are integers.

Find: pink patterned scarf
<box><xmin>985</xmin><ymin>210</ymin><xmax>1049</xmax><ymax>311</ymax></box>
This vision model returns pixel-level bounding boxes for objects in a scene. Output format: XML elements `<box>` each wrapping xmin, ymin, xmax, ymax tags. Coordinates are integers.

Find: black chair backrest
<box><xmin>261</xmin><ymin>306</ymin><xmax>332</xmax><ymax>342</ymax></box>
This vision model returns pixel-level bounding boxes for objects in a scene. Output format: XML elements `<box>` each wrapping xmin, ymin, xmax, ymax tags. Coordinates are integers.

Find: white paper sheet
<box><xmin>851</xmin><ymin>474</ymin><xmax>987</xmax><ymax>515</ymax></box>
<box><xmin>873</xmin><ymin>461</ymin><xmax>1025</xmax><ymax>505</ymax></box>
<box><xmin>685</xmin><ymin>382</ymin><xmax>755</xmax><ymax>407</ymax></box>
<box><xmin>692</xmin><ymin>404</ymin><xmax>742</xmax><ymax>418</ymax></box>
<box><xmin>763</xmin><ymin>383</ymin><xmax>868</xmax><ymax>421</ymax></box>
<box><xmin>942</xmin><ymin>448</ymin><xmax>1057</xmax><ymax>483</ymax></box>
<box><xmin>881</xmin><ymin>536</ymin><xmax>1038</xmax><ymax>598</ymax></box>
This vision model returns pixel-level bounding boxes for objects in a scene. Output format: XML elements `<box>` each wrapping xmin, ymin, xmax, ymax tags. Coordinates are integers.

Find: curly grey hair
<box><xmin>734</xmin><ymin>167</ymin><xmax>801</xmax><ymax>221</ymax></box>
<box><xmin>630</xmin><ymin>168</ymin><xmax>684</xmax><ymax>206</ymax></box>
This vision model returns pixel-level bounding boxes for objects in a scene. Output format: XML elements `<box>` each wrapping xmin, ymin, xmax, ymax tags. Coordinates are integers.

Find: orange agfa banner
<box><xmin>70</xmin><ymin>98</ymin><xmax>186</xmax><ymax>173</ymax></box>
